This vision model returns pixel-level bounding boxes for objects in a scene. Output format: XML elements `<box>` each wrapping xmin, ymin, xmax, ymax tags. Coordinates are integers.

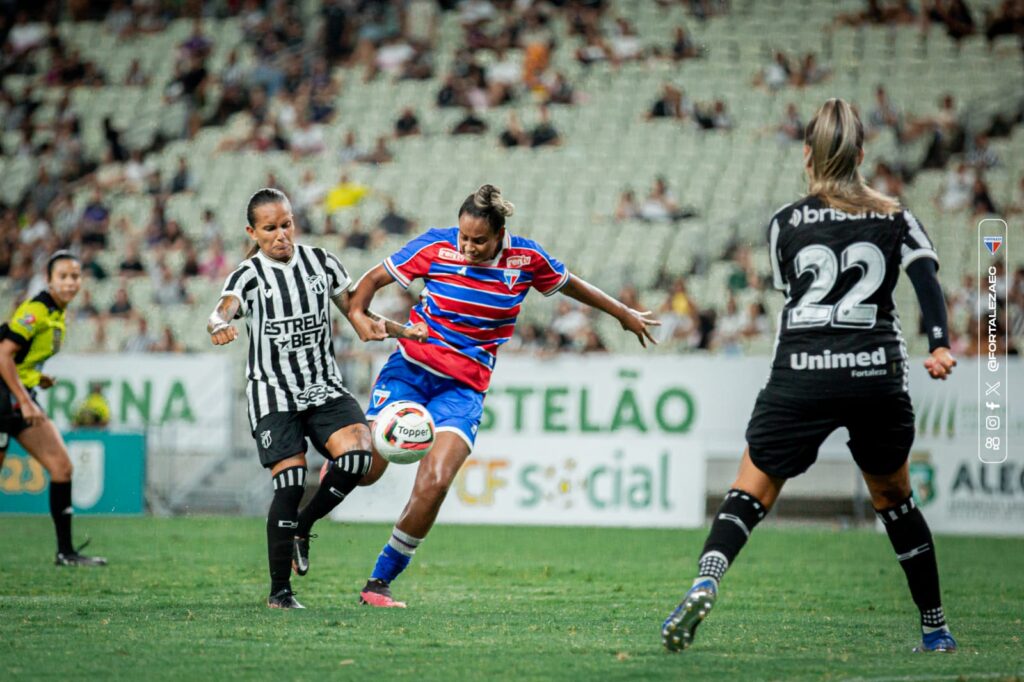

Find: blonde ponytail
<box><xmin>804</xmin><ymin>98</ymin><xmax>900</xmax><ymax>215</ymax></box>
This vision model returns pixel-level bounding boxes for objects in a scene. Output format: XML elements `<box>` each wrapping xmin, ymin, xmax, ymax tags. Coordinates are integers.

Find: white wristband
<box><xmin>208</xmin><ymin>312</ymin><xmax>230</xmax><ymax>335</ymax></box>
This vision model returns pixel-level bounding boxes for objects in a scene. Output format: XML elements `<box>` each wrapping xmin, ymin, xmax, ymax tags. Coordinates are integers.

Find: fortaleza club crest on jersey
<box><xmin>260</xmin><ymin>430</ymin><xmax>272</xmax><ymax>449</ymax></box>
<box><xmin>17</xmin><ymin>313</ymin><xmax>36</xmax><ymax>332</ymax></box>
<box><xmin>908</xmin><ymin>452</ymin><xmax>935</xmax><ymax>506</ymax></box>
<box><xmin>984</xmin><ymin>236</ymin><xmax>1003</xmax><ymax>255</ymax></box>
<box><xmin>503</xmin><ymin>269</ymin><xmax>521</xmax><ymax>289</ymax></box>
<box><xmin>372</xmin><ymin>389</ymin><xmax>391</xmax><ymax>408</ymax></box>
<box><xmin>306</xmin><ymin>274</ymin><xmax>326</xmax><ymax>294</ymax></box>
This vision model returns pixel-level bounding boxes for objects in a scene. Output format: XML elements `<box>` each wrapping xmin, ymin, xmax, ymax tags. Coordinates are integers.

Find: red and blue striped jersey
<box><xmin>383</xmin><ymin>227</ymin><xmax>570</xmax><ymax>391</ymax></box>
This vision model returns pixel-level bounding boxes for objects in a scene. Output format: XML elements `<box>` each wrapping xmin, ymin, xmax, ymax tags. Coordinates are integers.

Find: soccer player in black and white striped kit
<box><xmin>207</xmin><ymin>188</ymin><xmax>426</xmax><ymax>608</ymax></box>
<box><xmin>662</xmin><ymin>99</ymin><xmax>959</xmax><ymax>653</ymax></box>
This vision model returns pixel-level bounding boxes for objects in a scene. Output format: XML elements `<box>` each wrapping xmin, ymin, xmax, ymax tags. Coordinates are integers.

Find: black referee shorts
<box><xmin>745</xmin><ymin>386</ymin><xmax>915</xmax><ymax>479</ymax></box>
<box><xmin>0</xmin><ymin>382</ymin><xmax>32</xmax><ymax>449</ymax></box>
<box><xmin>252</xmin><ymin>394</ymin><xmax>368</xmax><ymax>468</ymax></box>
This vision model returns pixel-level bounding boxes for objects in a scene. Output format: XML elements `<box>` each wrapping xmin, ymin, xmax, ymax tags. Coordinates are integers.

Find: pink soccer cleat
<box><xmin>359</xmin><ymin>579</ymin><xmax>407</xmax><ymax>608</ymax></box>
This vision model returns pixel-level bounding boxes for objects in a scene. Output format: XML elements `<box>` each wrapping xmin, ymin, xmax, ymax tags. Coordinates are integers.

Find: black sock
<box><xmin>696</xmin><ymin>489</ymin><xmax>768</xmax><ymax>583</ymax></box>
<box><xmin>295</xmin><ymin>450</ymin><xmax>371</xmax><ymax>538</ymax></box>
<box><xmin>267</xmin><ymin>466</ymin><xmax>306</xmax><ymax>594</ymax></box>
<box><xmin>876</xmin><ymin>495</ymin><xmax>946</xmax><ymax>630</ymax></box>
<box><xmin>49</xmin><ymin>481</ymin><xmax>74</xmax><ymax>554</ymax></box>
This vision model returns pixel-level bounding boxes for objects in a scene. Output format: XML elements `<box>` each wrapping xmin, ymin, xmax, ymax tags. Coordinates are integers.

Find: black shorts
<box><xmin>745</xmin><ymin>386</ymin><xmax>915</xmax><ymax>479</ymax></box>
<box><xmin>0</xmin><ymin>382</ymin><xmax>32</xmax><ymax>449</ymax></box>
<box><xmin>252</xmin><ymin>395</ymin><xmax>367</xmax><ymax>468</ymax></box>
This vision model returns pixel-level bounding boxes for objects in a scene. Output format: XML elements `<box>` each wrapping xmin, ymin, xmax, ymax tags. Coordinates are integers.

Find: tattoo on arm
<box><xmin>330</xmin><ymin>291</ymin><xmax>351</xmax><ymax>316</ymax></box>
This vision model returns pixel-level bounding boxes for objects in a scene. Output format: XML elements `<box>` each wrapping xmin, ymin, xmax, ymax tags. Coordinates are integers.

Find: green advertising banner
<box><xmin>45</xmin><ymin>354</ymin><xmax>232</xmax><ymax>452</ymax></box>
<box><xmin>0</xmin><ymin>431</ymin><xmax>146</xmax><ymax>515</ymax></box>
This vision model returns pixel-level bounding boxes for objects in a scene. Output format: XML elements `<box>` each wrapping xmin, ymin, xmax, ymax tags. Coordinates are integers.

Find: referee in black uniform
<box><xmin>663</xmin><ymin>99</ymin><xmax>959</xmax><ymax>653</ymax></box>
<box><xmin>208</xmin><ymin>188</ymin><xmax>425</xmax><ymax>608</ymax></box>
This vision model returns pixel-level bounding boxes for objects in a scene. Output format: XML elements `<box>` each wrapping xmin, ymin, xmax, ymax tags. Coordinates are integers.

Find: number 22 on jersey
<box><xmin>788</xmin><ymin>241</ymin><xmax>886</xmax><ymax>329</ymax></box>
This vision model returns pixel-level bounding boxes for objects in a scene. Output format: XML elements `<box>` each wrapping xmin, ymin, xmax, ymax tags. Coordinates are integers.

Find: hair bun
<box><xmin>474</xmin><ymin>184</ymin><xmax>514</xmax><ymax>217</ymax></box>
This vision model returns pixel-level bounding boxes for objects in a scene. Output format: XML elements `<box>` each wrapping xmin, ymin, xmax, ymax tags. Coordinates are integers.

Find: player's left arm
<box><xmin>905</xmin><ymin>258</ymin><xmax>955</xmax><ymax>380</ymax></box>
<box><xmin>330</xmin><ymin>289</ymin><xmax>427</xmax><ymax>342</ymax></box>
<box><xmin>901</xmin><ymin>209</ymin><xmax>955</xmax><ymax>380</ymax></box>
<box><xmin>560</xmin><ymin>274</ymin><xmax>660</xmax><ymax>348</ymax></box>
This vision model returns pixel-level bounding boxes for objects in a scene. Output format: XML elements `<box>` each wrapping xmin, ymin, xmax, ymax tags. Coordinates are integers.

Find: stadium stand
<box><xmin>1</xmin><ymin>0</ymin><xmax>1022</xmax><ymax>365</ymax></box>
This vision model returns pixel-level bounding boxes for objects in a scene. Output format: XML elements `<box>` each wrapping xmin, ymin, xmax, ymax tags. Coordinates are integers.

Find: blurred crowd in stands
<box><xmin>1</xmin><ymin>0</ymin><xmax>1021</xmax><ymax>358</ymax></box>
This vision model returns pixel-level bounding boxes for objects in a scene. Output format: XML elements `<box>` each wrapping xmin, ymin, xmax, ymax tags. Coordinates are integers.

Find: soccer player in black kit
<box><xmin>662</xmin><ymin>99</ymin><xmax>959</xmax><ymax>653</ymax></box>
<box><xmin>207</xmin><ymin>188</ymin><xmax>425</xmax><ymax>608</ymax></box>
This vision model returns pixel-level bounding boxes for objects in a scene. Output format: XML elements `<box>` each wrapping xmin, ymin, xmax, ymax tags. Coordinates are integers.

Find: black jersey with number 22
<box><xmin>766</xmin><ymin>196</ymin><xmax>938</xmax><ymax>397</ymax></box>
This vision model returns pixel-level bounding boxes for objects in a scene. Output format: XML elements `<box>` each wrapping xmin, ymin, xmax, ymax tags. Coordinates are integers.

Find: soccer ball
<box><xmin>372</xmin><ymin>401</ymin><xmax>435</xmax><ymax>464</ymax></box>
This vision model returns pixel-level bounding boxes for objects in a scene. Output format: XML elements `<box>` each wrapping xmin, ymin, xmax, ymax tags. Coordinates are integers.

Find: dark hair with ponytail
<box><xmin>458</xmin><ymin>184</ymin><xmax>515</xmax><ymax>233</ymax></box>
<box><xmin>46</xmin><ymin>250</ymin><xmax>79</xmax><ymax>279</ymax></box>
<box><xmin>244</xmin><ymin>187</ymin><xmax>290</xmax><ymax>258</ymax></box>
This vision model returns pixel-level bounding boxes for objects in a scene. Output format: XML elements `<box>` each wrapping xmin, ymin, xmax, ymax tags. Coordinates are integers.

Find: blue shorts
<box><xmin>366</xmin><ymin>352</ymin><xmax>484</xmax><ymax>449</ymax></box>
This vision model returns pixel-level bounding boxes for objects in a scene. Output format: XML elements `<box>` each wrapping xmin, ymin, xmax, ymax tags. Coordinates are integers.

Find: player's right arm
<box><xmin>0</xmin><ymin>302</ymin><xmax>45</xmax><ymax>425</ymax></box>
<box><xmin>209</xmin><ymin>264</ymin><xmax>253</xmax><ymax>346</ymax></box>
<box><xmin>207</xmin><ymin>295</ymin><xmax>240</xmax><ymax>346</ymax></box>
<box><xmin>347</xmin><ymin>265</ymin><xmax>397</xmax><ymax>342</ymax></box>
<box><xmin>347</xmin><ymin>230</ymin><xmax>440</xmax><ymax>343</ymax></box>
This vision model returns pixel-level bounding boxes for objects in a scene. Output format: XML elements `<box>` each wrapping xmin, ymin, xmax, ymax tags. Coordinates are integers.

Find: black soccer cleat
<box><xmin>292</xmin><ymin>534</ymin><xmax>316</xmax><ymax>576</ymax></box>
<box><xmin>55</xmin><ymin>551</ymin><xmax>108</xmax><ymax>567</ymax></box>
<box><xmin>267</xmin><ymin>588</ymin><xmax>305</xmax><ymax>609</ymax></box>
<box><xmin>56</xmin><ymin>538</ymin><xmax>107</xmax><ymax>567</ymax></box>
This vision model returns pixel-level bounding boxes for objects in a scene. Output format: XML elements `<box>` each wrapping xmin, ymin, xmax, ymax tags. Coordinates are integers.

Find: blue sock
<box><xmin>370</xmin><ymin>527</ymin><xmax>422</xmax><ymax>584</ymax></box>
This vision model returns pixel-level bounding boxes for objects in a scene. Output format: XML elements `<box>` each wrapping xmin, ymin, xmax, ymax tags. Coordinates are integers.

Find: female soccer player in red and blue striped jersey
<box><xmin>333</xmin><ymin>184</ymin><xmax>659</xmax><ymax>607</ymax></box>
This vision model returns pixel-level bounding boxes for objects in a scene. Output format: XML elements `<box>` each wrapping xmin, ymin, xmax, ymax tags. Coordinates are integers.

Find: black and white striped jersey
<box><xmin>765</xmin><ymin>196</ymin><xmax>938</xmax><ymax>397</ymax></box>
<box><xmin>220</xmin><ymin>244</ymin><xmax>353</xmax><ymax>432</ymax></box>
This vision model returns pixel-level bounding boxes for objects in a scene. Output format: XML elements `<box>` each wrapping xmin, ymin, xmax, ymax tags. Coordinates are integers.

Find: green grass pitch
<box><xmin>2</xmin><ymin>517</ymin><xmax>1022</xmax><ymax>681</ymax></box>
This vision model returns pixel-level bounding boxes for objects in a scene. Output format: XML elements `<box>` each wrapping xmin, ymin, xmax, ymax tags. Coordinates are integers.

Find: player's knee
<box><xmin>420</xmin><ymin>471</ymin><xmax>452</xmax><ymax>502</ymax></box>
<box><xmin>358</xmin><ymin>454</ymin><xmax>388</xmax><ymax>486</ymax></box>
<box><xmin>868</xmin><ymin>485</ymin><xmax>908</xmax><ymax>509</ymax></box>
<box><xmin>358</xmin><ymin>467</ymin><xmax>384</xmax><ymax>486</ymax></box>
<box><xmin>49</xmin><ymin>454</ymin><xmax>73</xmax><ymax>482</ymax></box>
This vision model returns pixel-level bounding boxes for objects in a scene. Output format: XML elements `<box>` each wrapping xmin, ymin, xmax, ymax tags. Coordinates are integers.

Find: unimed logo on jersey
<box><xmin>790</xmin><ymin>206</ymin><xmax>896</xmax><ymax>226</ymax></box>
<box><xmin>790</xmin><ymin>346</ymin><xmax>887</xmax><ymax>376</ymax></box>
<box><xmin>264</xmin><ymin>311</ymin><xmax>328</xmax><ymax>351</ymax></box>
